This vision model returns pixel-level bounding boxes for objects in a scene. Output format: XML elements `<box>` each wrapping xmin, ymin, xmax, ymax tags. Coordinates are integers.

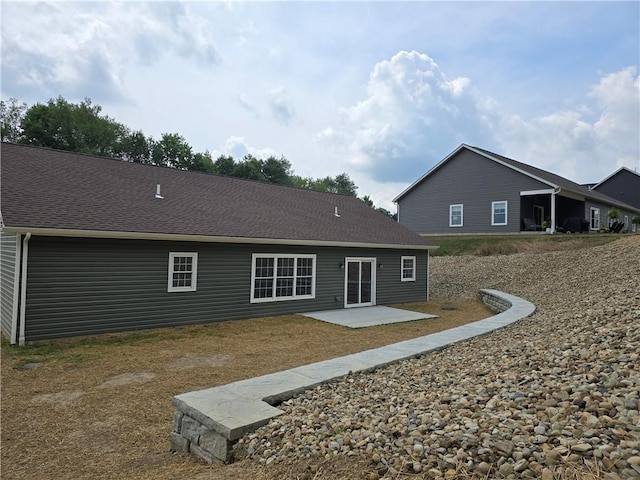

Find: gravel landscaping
<box><xmin>238</xmin><ymin>236</ymin><xmax>640</xmax><ymax>479</ymax></box>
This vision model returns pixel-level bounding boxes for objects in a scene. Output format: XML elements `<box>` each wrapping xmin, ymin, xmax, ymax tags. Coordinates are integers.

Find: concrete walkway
<box><xmin>171</xmin><ymin>289</ymin><xmax>536</xmax><ymax>463</ymax></box>
<box><xmin>301</xmin><ymin>305</ymin><xmax>437</xmax><ymax>328</ymax></box>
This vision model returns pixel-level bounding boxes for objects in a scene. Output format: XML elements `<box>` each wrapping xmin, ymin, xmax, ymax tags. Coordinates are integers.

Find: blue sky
<box><xmin>2</xmin><ymin>1</ymin><xmax>639</xmax><ymax>209</ymax></box>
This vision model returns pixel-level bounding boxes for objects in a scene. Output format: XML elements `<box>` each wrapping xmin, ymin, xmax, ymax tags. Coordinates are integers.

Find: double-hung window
<box><xmin>251</xmin><ymin>254</ymin><xmax>316</xmax><ymax>303</ymax></box>
<box><xmin>449</xmin><ymin>204</ymin><xmax>463</xmax><ymax>227</ymax></box>
<box><xmin>401</xmin><ymin>256</ymin><xmax>416</xmax><ymax>282</ymax></box>
<box><xmin>590</xmin><ymin>207</ymin><xmax>600</xmax><ymax>231</ymax></box>
<box><xmin>168</xmin><ymin>252</ymin><xmax>198</xmax><ymax>292</ymax></box>
<box><xmin>492</xmin><ymin>201</ymin><xmax>508</xmax><ymax>226</ymax></box>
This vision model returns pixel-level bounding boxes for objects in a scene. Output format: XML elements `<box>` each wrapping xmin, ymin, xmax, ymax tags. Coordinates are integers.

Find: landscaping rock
<box><xmin>237</xmin><ymin>237</ymin><xmax>640</xmax><ymax>479</ymax></box>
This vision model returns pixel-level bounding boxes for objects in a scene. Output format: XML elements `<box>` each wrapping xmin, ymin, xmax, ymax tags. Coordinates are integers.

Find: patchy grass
<box><xmin>429</xmin><ymin>233</ymin><xmax>621</xmax><ymax>256</ymax></box>
<box><xmin>1</xmin><ymin>298</ymin><xmax>493</xmax><ymax>480</ymax></box>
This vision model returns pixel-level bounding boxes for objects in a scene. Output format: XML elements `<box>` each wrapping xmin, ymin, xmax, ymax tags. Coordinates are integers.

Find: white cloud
<box><xmin>318</xmin><ymin>51</ymin><xmax>485</xmax><ymax>183</ymax></box>
<box><xmin>0</xmin><ymin>2</ymin><xmax>220</xmax><ymax>102</ymax></box>
<box><xmin>210</xmin><ymin>136</ymin><xmax>278</xmax><ymax>160</ymax></box>
<box><xmin>319</xmin><ymin>49</ymin><xmax>639</xmax><ymax>194</ymax></box>
<box><xmin>489</xmin><ymin>67</ymin><xmax>640</xmax><ymax>183</ymax></box>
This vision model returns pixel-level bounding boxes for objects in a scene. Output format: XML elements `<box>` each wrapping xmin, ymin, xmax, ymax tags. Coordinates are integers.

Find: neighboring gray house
<box><xmin>1</xmin><ymin>143</ymin><xmax>435</xmax><ymax>345</ymax></box>
<box><xmin>590</xmin><ymin>167</ymin><xmax>640</xmax><ymax>211</ymax></box>
<box><xmin>394</xmin><ymin>144</ymin><xmax>640</xmax><ymax>235</ymax></box>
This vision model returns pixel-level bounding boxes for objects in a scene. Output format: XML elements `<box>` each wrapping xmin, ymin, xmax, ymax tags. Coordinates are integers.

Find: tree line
<box><xmin>1</xmin><ymin>96</ymin><xmax>396</xmax><ymax>216</ymax></box>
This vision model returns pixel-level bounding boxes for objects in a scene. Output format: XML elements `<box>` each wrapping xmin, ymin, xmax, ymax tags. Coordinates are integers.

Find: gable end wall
<box><xmin>592</xmin><ymin>170</ymin><xmax>640</xmax><ymax>209</ymax></box>
<box><xmin>398</xmin><ymin>150</ymin><xmax>550</xmax><ymax>234</ymax></box>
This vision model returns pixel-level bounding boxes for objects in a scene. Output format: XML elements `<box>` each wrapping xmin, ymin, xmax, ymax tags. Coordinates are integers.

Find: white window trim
<box><xmin>449</xmin><ymin>204</ymin><xmax>463</xmax><ymax>227</ymax></box>
<box><xmin>401</xmin><ymin>256</ymin><xmax>416</xmax><ymax>282</ymax></box>
<box><xmin>624</xmin><ymin>215</ymin><xmax>629</xmax><ymax>230</ymax></box>
<box><xmin>168</xmin><ymin>252</ymin><xmax>198</xmax><ymax>292</ymax></box>
<box><xmin>590</xmin><ymin>207</ymin><xmax>600</xmax><ymax>231</ymax></box>
<box><xmin>491</xmin><ymin>201</ymin><xmax>508</xmax><ymax>226</ymax></box>
<box><xmin>250</xmin><ymin>254</ymin><xmax>316</xmax><ymax>303</ymax></box>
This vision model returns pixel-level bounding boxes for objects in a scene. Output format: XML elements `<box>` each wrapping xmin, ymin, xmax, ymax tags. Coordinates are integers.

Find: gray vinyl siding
<box><xmin>584</xmin><ymin>200</ymin><xmax>637</xmax><ymax>232</ymax></box>
<box><xmin>592</xmin><ymin>170</ymin><xmax>640</xmax><ymax>209</ymax></box>
<box><xmin>398</xmin><ymin>149</ymin><xmax>550</xmax><ymax>234</ymax></box>
<box><xmin>23</xmin><ymin>236</ymin><xmax>428</xmax><ymax>342</ymax></box>
<box><xmin>0</xmin><ymin>232</ymin><xmax>18</xmax><ymax>341</ymax></box>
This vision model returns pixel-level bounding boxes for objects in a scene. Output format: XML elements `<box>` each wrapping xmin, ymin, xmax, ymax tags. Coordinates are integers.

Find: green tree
<box><xmin>191</xmin><ymin>151</ymin><xmax>215</xmax><ymax>173</ymax></box>
<box><xmin>212</xmin><ymin>155</ymin><xmax>237</xmax><ymax>176</ymax></box>
<box><xmin>119</xmin><ymin>130</ymin><xmax>152</xmax><ymax>163</ymax></box>
<box><xmin>361</xmin><ymin>195</ymin><xmax>374</xmax><ymax>207</ymax></box>
<box><xmin>151</xmin><ymin>133</ymin><xmax>193</xmax><ymax>169</ymax></box>
<box><xmin>20</xmin><ymin>96</ymin><xmax>126</xmax><ymax>157</ymax></box>
<box><xmin>0</xmin><ymin>97</ymin><xmax>27</xmax><ymax>142</ymax></box>
<box><xmin>235</xmin><ymin>154</ymin><xmax>266</xmax><ymax>181</ymax></box>
<box><xmin>332</xmin><ymin>173</ymin><xmax>358</xmax><ymax>196</ymax></box>
<box><xmin>262</xmin><ymin>156</ymin><xmax>293</xmax><ymax>185</ymax></box>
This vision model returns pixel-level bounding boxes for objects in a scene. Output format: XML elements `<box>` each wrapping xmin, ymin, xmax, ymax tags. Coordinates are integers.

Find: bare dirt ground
<box><xmin>1</xmin><ymin>299</ymin><xmax>491</xmax><ymax>480</ymax></box>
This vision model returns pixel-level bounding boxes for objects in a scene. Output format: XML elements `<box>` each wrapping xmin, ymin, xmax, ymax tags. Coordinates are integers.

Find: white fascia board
<box><xmin>393</xmin><ymin>144</ymin><xmax>469</xmax><ymax>202</ymax></box>
<box><xmin>1</xmin><ymin>227</ymin><xmax>437</xmax><ymax>251</ymax></box>
<box><xmin>591</xmin><ymin>166</ymin><xmax>639</xmax><ymax>190</ymax></box>
<box><xmin>557</xmin><ymin>189</ymin><xmax>586</xmax><ymax>201</ymax></box>
<box><xmin>520</xmin><ymin>189</ymin><xmax>555</xmax><ymax>196</ymax></box>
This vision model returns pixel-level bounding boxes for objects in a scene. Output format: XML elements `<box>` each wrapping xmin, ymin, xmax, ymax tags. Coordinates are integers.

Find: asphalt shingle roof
<box><xmin>394</xmin><ymin>144</ymin><xmax>639</xmax><ymax>213</ymax></box>
<box><xmin>471</xmin><ymin>146</ymin><xmax>640</xmax><ymax>212</ymax></box>
<box><xmin>1</xmin><ymin>143</ymin><xmax>433</xmax><ymax>248</ymax></box>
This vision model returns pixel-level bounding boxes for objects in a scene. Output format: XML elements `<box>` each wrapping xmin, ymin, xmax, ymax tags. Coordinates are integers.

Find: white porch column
<box><xmin>550</xmin><ymin>191</ymin><xmax>556</xmax><ymax>233</ymax></box>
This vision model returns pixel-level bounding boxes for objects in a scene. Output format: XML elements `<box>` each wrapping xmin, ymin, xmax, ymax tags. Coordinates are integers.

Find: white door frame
<box><xmin>344</xmin><ymin>257</ymin><xmax>376</xmax><ymax>308</ymax></box>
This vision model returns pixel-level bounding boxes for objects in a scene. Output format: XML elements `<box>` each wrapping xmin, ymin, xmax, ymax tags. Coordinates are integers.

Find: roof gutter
<box><xmin>19</xmin><ymin>232</ymin><xmax>31</xmax><ymax>346</ymax></box>
<box><xmin>1</xmin><ymin>227</ymin><xmax>437</xmax><ymax>251</ymax></box>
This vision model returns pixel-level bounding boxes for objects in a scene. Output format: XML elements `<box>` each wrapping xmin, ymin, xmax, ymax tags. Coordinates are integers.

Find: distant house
<box><xmin>590</xmin><ymin>167</ymin><xmax>640</xmax><ymax>210</ymax></box>
<box><xmin>0</xmin><ymin>143</ymin><xmax>435</xmax><ymax>345</ymax></box>
<box><xmin>394</xmin><ymin>144</ymin><xmax>640</xmax><ymax>235</ymax></box>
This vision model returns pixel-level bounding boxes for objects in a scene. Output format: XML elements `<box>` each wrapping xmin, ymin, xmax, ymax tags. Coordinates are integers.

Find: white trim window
<box><xmin>624</xmin><ymin>215</ymin><xmax>629</xmax><ymax>231</ymax></box>
<box><xmin>449</xmin><ymin>204</ymin><xmax>463</xmax><ymax>227</ymax></box>
<box><xmin>590</xmin><ymin>207</ymin><xmax>600</xmax><ymax>231</ymax></box>
<box><xmin>491</xmin><ymin>201</ymin><xmax>508</xmax><ymax>226</ymax></box>
<box><xmin>251</xmin><ymin>254</ymin><xmax>316</xmax><ymax>303</ymax></box>
<box><xmin>168</xmin><ymin>252</ymin><xmax>198</xmax><ymax>292</ymax></box>
<box><xmin>401</xmin><ymin>256</ymin><xmax>416</xmax><ymax>282</ymax></box>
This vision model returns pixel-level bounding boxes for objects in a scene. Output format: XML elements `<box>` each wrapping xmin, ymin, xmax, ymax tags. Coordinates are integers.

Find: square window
<box><xmin>450</xmin><ymin>204</ymin><xmax>463</xmax><ymax>227</ymax></box>
<box><xmin>168</xmin><ymin>253</ymin><xmax>198</xmax><ymax>292</ymax></box>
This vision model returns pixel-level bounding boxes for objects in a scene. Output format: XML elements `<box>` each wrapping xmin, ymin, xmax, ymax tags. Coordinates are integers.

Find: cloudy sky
<box><xmin>2</xmin><ymin>1</ymin><xmax>639</xmax><ymax>209</ymax></box>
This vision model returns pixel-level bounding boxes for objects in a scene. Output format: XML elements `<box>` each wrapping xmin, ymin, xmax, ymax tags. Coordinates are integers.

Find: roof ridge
<box><xmin>0</xmin><ymin>141</ymin><xmax>356</xmax><ymax>200</ymax></box>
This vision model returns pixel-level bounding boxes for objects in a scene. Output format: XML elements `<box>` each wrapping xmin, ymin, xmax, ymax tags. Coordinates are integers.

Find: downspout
<box><xmin>10</xmin><ymin>234</ymin><xmax>22</xmax><ymax>345</ymax></box>
<box><xmin>426</xmin><ymin>250</ymin><xmax>430</xmax><ymax>302</ymax></box>
<box><xmin>19</xmin><ymin>232</ymin><xmax>31</xmax><ymax>346</ymax></box>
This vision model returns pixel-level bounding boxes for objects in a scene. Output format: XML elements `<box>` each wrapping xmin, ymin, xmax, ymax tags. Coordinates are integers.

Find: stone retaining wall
<box><xmin>170</xmin><ymin>411</ymin><xmax>232</xmax><ymax>463</ymax></box>
<box><xmin>480</xmin><ymin>289</ymin><xmax>512</xmax><ymax>313</ymax></box>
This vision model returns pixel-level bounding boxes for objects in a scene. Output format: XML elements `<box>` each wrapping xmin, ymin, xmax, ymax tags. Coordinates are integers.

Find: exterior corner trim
<box><xmin>19</xmin><ymin>232</ymin><xmax>31</xmax><ymax>346</ymax></box>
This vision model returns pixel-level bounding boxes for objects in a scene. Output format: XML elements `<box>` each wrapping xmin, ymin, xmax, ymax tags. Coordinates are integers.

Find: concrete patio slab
<box><xmin>301</xmin><ymin>305</ymin><xmax>437</xmax><ymax>328</ymax></box>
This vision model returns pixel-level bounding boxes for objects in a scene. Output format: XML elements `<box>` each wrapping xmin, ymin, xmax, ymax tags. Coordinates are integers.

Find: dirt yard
<box><xmin>1</xmin><ymin>299</ymin><xmax>491</xmax><ymax>480</ymax></box>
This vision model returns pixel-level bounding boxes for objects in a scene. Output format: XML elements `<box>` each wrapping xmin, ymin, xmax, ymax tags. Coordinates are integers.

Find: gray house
<box><xmin>394</xmin><ymin>144</ymin><xmax>640</xmax><ymax>235</ymax></box>
<box><xmin>590</xmin><ymin>167</ymin><xmax>640</xmax><ymax>211</ymax></box>
<box><xmin>0</xmin><ymin>143</ymin><xmax>435</xmax><ymax>345</ymax></box>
